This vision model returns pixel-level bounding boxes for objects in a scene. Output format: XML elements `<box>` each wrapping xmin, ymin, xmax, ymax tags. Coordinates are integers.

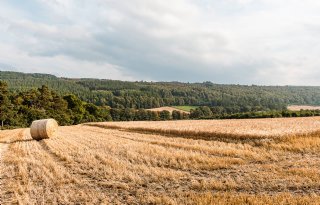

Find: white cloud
<box><xmin>0</xmin><ymin>43</ymin><xmax>133</xmax><ymax>80</ymax></box>
<box><xmin>0</xmin><ymin>0</ymin><xmax>320</xmax><ymax>85</ymax></box>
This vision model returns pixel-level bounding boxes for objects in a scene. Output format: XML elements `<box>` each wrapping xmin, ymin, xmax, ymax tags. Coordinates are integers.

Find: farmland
<box><xmin>172</xmin><ymin>106</ymin><xmax>199</xmax><ymax>112</ymax></box>
<box><xmin>288</xmin><ymin>105</ymin><xmax>320</xmax><ymax>111</ymax></box>
<box><xmin>2</xmin><ymin>118</ymin><xmax>320</xmax><ymax>204</ymax></box>
<box><xmin>147</xmin><ymin>106</ymin><xmax>190</xmax><ymax>113</ymax></box>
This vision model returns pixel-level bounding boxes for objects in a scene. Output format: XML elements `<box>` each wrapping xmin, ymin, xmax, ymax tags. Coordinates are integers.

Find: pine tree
<box><xmin>0</xmin><ymin>81</ymin><xmax>13</xmax><ymax>128</ymax></box>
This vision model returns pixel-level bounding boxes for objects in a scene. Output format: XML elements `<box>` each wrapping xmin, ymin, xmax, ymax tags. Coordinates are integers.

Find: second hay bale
<box><xmin>30</xmin><ymin>119</ymin><xmax>59</xmax><ymax>140</ymax></box>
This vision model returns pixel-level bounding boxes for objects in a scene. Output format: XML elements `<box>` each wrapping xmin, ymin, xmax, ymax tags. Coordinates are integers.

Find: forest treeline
<box><xmin>2</xmin><ymin>71</ymin><xmax>320</xmax><ymax>113</ymax></box>
<box><xmin>1</xmin><ymin>79</ymin><xmax>319</xmax><ymax>129</ymax></box>
<box><xmin>190</xmin><ymin>106</ymin><xmax>320</xmax><ymax>119</ymax></box>
<box><xmin>0</xmin><ymin>81</ymin><xmax>190</xmax><ymax>128</ymax></box>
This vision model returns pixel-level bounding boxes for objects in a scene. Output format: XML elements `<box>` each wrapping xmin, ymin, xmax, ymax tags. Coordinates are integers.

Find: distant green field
<box><xmin>172</xmin><ymin>106</ymin><xmax>199</xmax><ymax>112</ymax></box>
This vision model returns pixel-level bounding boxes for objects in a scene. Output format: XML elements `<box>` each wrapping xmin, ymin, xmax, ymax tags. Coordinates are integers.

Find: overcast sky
<box><xmin>0</xmin><ymin>0</ymin><xmax>320</xmax><ymax>85</ymax></box>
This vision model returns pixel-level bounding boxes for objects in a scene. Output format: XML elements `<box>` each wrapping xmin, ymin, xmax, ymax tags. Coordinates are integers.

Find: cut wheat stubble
<box><xmin>2</xmin><ymin>118</ymin><xmax>320</xmax><ymax>204</ymax></box>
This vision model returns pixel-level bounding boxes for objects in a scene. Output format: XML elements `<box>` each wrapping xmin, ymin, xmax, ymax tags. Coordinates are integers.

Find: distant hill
<box><xmin>1</xmin><ymin>70</ymin><xmax>320</xmax><ymax>112</ymax></box>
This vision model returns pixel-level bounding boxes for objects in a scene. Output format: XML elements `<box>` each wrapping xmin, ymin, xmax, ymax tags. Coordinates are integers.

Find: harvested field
<box><xmin>87</xmin><ymin>117</ymin><xmax>320</xmax><ymax>143</ymax></box>
<box><xmin>288</xmin><ymin>105</ymin><xmax>320</xmax><ymax>111</ymax></box>
<box><xmin>172</xmin><ymin>106</ymin><xmax>199</xmax><ymax>112</ymax></box>
<box><xmin>147</xmin><ymin>106</ymin><xmax>190</xmax><ymax>113</ymax></box>
<box><xmin>2</xmin><ymin>118</ymin><xmax>320</xmax><ymax>204</ymax></box>
<box><xmin>0</xmin><ymin>142</ymin><xmax>7</xmax><ymax>200</ymax></box>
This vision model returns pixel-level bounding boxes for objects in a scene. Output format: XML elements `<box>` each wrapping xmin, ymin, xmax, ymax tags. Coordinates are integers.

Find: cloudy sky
<box><xmin>0</xmin><ymin>0</ymin><xmax>320</xmax><ymax>85</ymax></box>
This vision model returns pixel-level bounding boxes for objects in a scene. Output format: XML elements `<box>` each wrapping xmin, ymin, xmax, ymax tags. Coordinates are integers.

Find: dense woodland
<box><xmin>0</xmin><ymin>81</ymin><xmax>190</xmax><ymax>128</ymax></box>
<box><xmin>1</xmin><ymin>71</ymin><xmax>320</xmax><ymax>128</ymax></box>
<box><xmin>2</xmin><ymin>71</ymin><xmax>320</xmax><ymax>113</ymax></box>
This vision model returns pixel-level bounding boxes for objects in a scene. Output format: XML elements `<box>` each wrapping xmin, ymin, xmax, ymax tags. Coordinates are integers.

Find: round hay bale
<box><xmin>30</xmin><ymin>119</ymin><xmax>59</xmax><ymax>140</ymax></box>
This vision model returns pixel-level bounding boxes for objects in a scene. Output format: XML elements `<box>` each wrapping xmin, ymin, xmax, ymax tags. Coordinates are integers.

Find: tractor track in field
<box><xmin>37</xmin><ymin>135</ymin><xmax>142</xmax><ymax>204</ymax></box>
<box><xmin>38</xmin><ymin>139</ymin><xmax>101</xmax><ymax>185</ymax></box>
<box><xmin>39</xmin><ymin>136</ymin><xmax>134</xmax><ymax>196</ymax></box>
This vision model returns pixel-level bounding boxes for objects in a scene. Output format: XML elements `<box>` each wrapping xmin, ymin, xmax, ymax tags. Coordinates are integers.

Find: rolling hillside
<box><xmin>2</xmin><ymin>71</ymin><xmax>320</xmax><ymax>111</ymax></box>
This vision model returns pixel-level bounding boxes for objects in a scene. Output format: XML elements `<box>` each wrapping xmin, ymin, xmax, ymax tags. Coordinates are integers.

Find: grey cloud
<box><xmin>1</xmin><ymin>0</ymin><xmax>320</xmax><ymax>84</ymax></box>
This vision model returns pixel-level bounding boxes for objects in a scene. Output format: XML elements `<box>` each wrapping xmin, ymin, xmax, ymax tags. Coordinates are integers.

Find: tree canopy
<box><xmin>2</xmin><ymin>71</ymin><xmax>320</xmax><ymax>113</ymax></box>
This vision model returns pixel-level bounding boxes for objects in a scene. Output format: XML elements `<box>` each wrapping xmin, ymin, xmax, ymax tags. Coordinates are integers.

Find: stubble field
<box><xmin>288</xmin><ymin>105</ymin><xmax>320</xmax><ymax>111</ymax></box>
<box><xmin>2</xmin><ymin>117</ymin><xmax>320</xmax><ymax>204</ymax></box>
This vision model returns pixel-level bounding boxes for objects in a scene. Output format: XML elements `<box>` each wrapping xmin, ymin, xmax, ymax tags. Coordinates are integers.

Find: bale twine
<box><xmin>30</xmin><ymin>119</ymin><xmax>59</xmax><ymax>140</ymax></box>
